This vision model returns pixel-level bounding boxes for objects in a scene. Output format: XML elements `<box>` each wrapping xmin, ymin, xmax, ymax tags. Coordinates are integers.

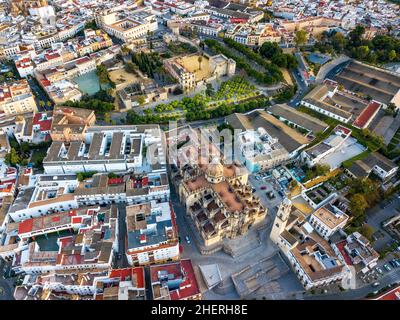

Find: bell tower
<box><xmin>270</xmin><ymin>198</ymin><xmax>292</xmax><ymax>244</ymax></box>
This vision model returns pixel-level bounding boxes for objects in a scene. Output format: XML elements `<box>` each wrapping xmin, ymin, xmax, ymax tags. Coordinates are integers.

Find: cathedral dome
<box><xmin>206</xmin><ymin>158</ymin><xmax>224</xmax><ymax>179</ymax></box>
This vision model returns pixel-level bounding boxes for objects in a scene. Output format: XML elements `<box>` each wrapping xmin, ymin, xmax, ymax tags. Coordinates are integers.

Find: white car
<box><xmin>185</xmin><ymin>236</ymin><xmax>191</xmax><ymax>244</ymax></box>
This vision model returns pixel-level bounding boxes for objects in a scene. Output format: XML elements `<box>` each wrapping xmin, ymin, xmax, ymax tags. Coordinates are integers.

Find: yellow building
<box><xmin>0</xmin><ymin>80</ymin><xmax>37</xmax><ymax>115</ymax></box>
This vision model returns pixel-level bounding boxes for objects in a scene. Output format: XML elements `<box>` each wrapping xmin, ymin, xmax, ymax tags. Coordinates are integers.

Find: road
<box><xmin>0</xmin><ymin>259</ymin><xmax>14</xmax><ymax>300</ymax></box>
<box><xmin>325</xmin><ymin>59</ymin><xmax>351</xmax><ymax>82</ymax></box>
<box><xmin>288</xmin><ymin>68</ymin><xmax>308</xmax><ymax>107</ymax></box>
<box><xmin>366</xmin><ymin>196</ymin><xmax>400</xmax><ymax>251</ymax></box>
<box><xmin>287</xmin><ymin>52</ymin><xmax>309</xmax><ymax>107</ymax></box>
<box><xmin>27</xmin><ymin>76</ymin><xmax>53</xmax><ymax>112</ymax></box>
<box><xmin>115</xmin><ymin>204</ymin><xmax>129</xmax><ymax>269</ymax></box>
<box><xmin>305</xmin><ymin>268</ymin><xmax>400</xmax><ymax>300</ymax></box>
<box><xmin>316</xmin><ymin>55</ymin><xmax>351</xmax><ymax>82</ymax></box>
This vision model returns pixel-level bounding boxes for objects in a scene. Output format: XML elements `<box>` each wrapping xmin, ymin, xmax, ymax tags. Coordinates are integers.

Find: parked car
<box><xmin>185</xmin><ymin>236</ymin><xmax>191</xmax><ymax>244</ymax></box>
<box><xmin>376</xmin><ymin>267</ymin><xmax>383</xmax><ymax>274</ymax></box>
<box><xmin>267</xmin><ymin>191</ymin><xmax>275</xmax><ymax>199</ymax></box>
<box><xmin>383</xmin><ymin>264</ymin><xmax>392</xmax><ymax>272</ymax></box>
<box><xmin>391</xmin><ymin>260</ymin><xmax>400</xmax><ymax>267</ymax></box>
<box><xmin>260</xmin><ymin>186</ymin><xmax>267</xmax><ymax>190</ymax></box>
<box><xmin>278</xmin><ymin>191</ymin><xmax>285</xmax><ymax>197</ymax></box>
<box><xmin>390</xmin><ymin>260</ymin><xmax>397</xmax><ymax>268</ymax></box>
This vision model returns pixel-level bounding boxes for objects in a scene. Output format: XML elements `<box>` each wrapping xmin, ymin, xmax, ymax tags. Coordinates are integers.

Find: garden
<box><xmin>153</xmin><ymin>77</ymin><xmax>261</xmax><ymax>116</ymax></box>
<box><xmin>305</xmin><ymin>183</ymin><xmax>335</xmax><ymax>205</ymax></box>
<box><xmin>167</xmin><ymin>42</ymin><xmax>198</xmax><ymax>56</ymax></box>
<box><xmin>204</xmin><ymin>39</ymin><xmax>283</xmax><ymax>85</ymax></box>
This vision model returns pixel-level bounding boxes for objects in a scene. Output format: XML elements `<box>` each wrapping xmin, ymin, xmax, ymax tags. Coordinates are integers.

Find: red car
<box><xmin>260</xmin><ymin>186</ymin><xmax>267</xmax><ymax>190</ymax></box>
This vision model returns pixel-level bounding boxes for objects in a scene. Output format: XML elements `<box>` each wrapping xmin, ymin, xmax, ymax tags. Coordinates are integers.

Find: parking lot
<box><xmin>359</xmin><ymin>257</ymin><xmax>400</xmax><ymax>286</ymax></box>
<box><xmin>366</xmin><ymin>195</ymin><xmax>400</xmax><ymax>252</ymax></box>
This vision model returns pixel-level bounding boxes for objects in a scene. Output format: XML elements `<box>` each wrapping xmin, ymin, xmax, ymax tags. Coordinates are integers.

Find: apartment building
<box><xmin>75</xmin><ymin>29</ymin><xmax>113</xmax><ymax>57</ymax></box>
<box><xmin>14</xmin><ymin>267</ymin><xmax>145</xmax><ymax>300</ymax></box>
<box><xmin>74</xmin><ymin>172</ymin><xmax>170</xmax><ymax>207</ymax></box>
<box><xmin>50</xmin><ymin>106</ymin><xmax>96</xmax><ymax>142</ymax></box>
<box><xmin>346</xmin><ymin>152</ymin><xmax>398</xmax><ymax>184</ymax></box>
<box><xmin>33</xmin><ymin>51</ymin><xmax>64</xmax><ymax>71</ymax></box>
<box><xmin>150</xmin><ymin>259</ymin><xmax>202</xmax><ymax>300</ymax></box>
<box><xmin>1</xmin><ymin>205</ymin><xmax>117</xmax><ymax>275</ymax></box>
<box><xmin>125</xmin><ymin>201</ymin><xmax>179</xmax><ymax>266</ymax></box>
<box><xmin>7</xmin><ymin>175</ymin><xmax>79</xmax><ymax>222</ymax></box>
<box><xmin>13</xmin><ymin>112</ymin><xmax>52</xmax><ymax>144</ymax></box>
<box><xmin>43</xmin><ymin>125</ymin><xmax>166</xmax><ymax>174</ymax></box>
<box><xmin>309</xmin><ymin>202</ymin><xmax>349</xmax><ymax>240</ymax></box>
<box><xmin>335</xmin><ymin>232</ymin><xmax>379</xmax><ymax>274</ymax></box>
<box><xmin>226</xmin><ymin>110</ymin><xmax>310</xmax><ymax>165</ymax></box>
<box><xmin>234</xmin><ymin>128</ymin><xmax>289</xmax><ymax>173</ymax></box>
<box><xmin>0</xmin><ymin>80</ymin><xmax>38</xmax><ymax>115</ymax></box>
<box><xmin>301</xmin><ymin>125</ymin><xmax>353</xmax><ymax>168</ymax></box>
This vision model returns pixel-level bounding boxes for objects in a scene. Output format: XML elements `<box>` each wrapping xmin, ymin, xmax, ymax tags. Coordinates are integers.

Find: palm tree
<box><xmin>198</xmin><ymin>56</ymin><xmax>203</xmax><ymax>70</ymax></box>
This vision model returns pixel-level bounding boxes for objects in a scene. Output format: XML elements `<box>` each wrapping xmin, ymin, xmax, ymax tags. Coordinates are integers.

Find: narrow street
<box><xmin>116</xmin><ymin>204</ymin><xmax>129</xmax><ymax>269</ymax></box>
<box><xmin>305</xmin><ymin>268</ymin><xmax>400</xmax><ymax>300</ymax></box>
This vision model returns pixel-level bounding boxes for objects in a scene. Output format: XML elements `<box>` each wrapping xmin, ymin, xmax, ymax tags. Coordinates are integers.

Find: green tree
<box><xmin>20</xmin><ymin>142</ymin><xmax>30</xmax><ymax>153</ymax></box>
<box><xmin>205</xmin><ymin>83</ymin><xmax>215</xmax><ymax>97</ymax></box>
<box><xmin>137</xmin><ymin>95</ymin><xmax>146</xmax><ymax>106</ymax></box>
<box><xmin>331</xmin><ymin>32</ymin><xmax>346</xmax><ymax>52</ymax></box>
<box><xmin>294</xmin><ymin>30</ymin><xmax>308</xmax><ymax>47</ymax></box>
<box><xmin>108</xmin><ymin>172</ymin><xmax>117</xmax><ymax>179</ymax></box>
<box><xmin>348</xmin><ymin>25</ymin><xmax>365</xmax><ymax>47</ymax></box>
<box><xmin>260</xmin><ymin>42</ymin><xmax>282</xmax><ymax>59</ymax></box>
<box><xmin>388</xmin><ymin>49</ymin><xmax>397</xmax><ymax>61</ymax></box>
<box><xmin>360</xmin><ymin>224</ymin><xmax>375</xmax><ymax>241</ymax></box>
<box><xmin>5</xmin><ymin>148</ymin><xmax>21</xmax><ymax>166</ymax></box>
<box><xmin>198</xmin><ymin>56</ymin><xmax>203</xmax><ymax>70</ymax></box>
<box><xmin>356</xmin><ymin>46</ymin><xmax>370</xmax><ymax>59</ymax></box>
<box><xmin>315</xmin><ymin>163</ymin><xmax>330</xmax><ymax>176</ymax></box>
<box><xmin>349</xmin><ymin>193</ymin><xmax>368</xmax><ymax>218</ymax></box>
<box><xmin>125</xmin><ymin>62</ymin><xmax>137</xmax><ymax>74</ymax></box>
<box><xmin>104</xmin><ymin>112</ymin><xmax>111</xmax><ymax>124</ymax></box>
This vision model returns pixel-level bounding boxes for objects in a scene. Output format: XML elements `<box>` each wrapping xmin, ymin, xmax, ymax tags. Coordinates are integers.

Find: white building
<box><xmin>43</xmin><ymin>125</ymin><xmax>166</xmax><ymax>175</ymax></box>
<box><xmin>236</xmin><ymin>128</ymin><xmax>289</xmax><ymax>173</ymax></box>
<box><xmin>309</xmin><ymin>202</ymin><xmax>349</xmax><ymax>240</ymax></box>
<box><xmin>302</xmin><ymin>125</ymin><xmax>352</xmax><ymax>168</ymax></box>
<box><xmin>7</xmin><ymin>175</ymin><xmax>79</xmax><ymax>222</ymax></box>
<box><xmin>270</xmin><ymin>199</ymin><xmax>346</xmax><ymax>290</ymax></box>
<box><xmin>96</xmin><ymin>9</ymin><xmax>158</xmax><ymax>42</ymax></box>
<box><xmin>125</xmin><ymin>201</ymin><xmax>180</xmax><ymax>266</ymax></box>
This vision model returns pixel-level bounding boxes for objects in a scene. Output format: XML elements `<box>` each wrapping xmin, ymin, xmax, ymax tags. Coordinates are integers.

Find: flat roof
<box><xmin>312</xmin><ymin>206</ymin><xmax>348</xmax><ymax>230</ymax></box>
<box><xmin>334</xmin><ymin>61</ymin><xmax>400</xmax><ymax>105</ymax></box>
<box><xmin>269</xmin><ymin>104</ymin><xmax>328</xmax><ymax>133</ymax></box>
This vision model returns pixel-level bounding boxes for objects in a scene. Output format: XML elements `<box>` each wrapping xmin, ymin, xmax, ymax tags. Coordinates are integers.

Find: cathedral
<box><xmin>173</xmin><ymin>155</ymin><xmax>267</xmax><ymax>247</ymax></box>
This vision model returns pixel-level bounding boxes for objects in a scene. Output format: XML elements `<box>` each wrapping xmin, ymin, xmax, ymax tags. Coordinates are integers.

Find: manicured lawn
<box><xmin>342</xmin><ymin>150</ymin><xmax>371</xmax><ymax>168</ymax></box>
